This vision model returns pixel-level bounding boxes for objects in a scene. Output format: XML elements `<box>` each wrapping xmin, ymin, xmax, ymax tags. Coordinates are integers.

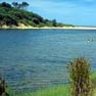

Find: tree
<box><xmin>12</xmin><ymin>2</ymin><xmax>19</xmax><ymax>8</ymax></box>
<box><xmin>69</xmin><ymin>58</ymin><xmax>93</xmax><ymax>96</ymax></box>
<box><xmin>52</xmin><ymin>19</ymin><xmax>57</xmax><ymax>27</ymax></box>
<box><xmin>1</xmin><ymin>2</ymin><xmax>12</xmax><ymax>8</ymax></box>
<box><xmin>12</xmin><ymin>2</ymin><xmax>29</xmax><ymax>9</ymax></box>
<box><xmin>22</xmin><ymin>2</ymin><xmax>29</xmax><ymax>9</ymax></box>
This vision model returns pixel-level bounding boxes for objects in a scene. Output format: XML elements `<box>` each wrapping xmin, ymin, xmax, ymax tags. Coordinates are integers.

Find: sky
<box><xmin>1</xmin><ymin>0</ymin><xmax>96</xmax><ymax>26</ymax></box>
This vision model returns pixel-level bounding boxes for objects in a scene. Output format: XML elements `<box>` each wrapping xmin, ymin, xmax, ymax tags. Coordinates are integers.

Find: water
<box><xmin>0</xmin><ymin>29</ymin><xmax>96</xmax><ymax>92</ymax></box>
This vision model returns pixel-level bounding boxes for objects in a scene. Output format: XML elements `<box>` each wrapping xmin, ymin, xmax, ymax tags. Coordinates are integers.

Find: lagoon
<box><xmin>0</xmin><ymin>29</ymin><xmax>96</xmax><ymax>92</ymax></box>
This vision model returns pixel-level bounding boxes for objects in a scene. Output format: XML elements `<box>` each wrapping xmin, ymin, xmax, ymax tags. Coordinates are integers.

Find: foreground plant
<box><xmin>69</xmin><ymin>58</ymin><xmax>93</xmax><ymax>96</ymax></box>
<box><xmin>0</xmin><ymin>75</ymin><xmax>9</xmax><ymax>96</ymax></box>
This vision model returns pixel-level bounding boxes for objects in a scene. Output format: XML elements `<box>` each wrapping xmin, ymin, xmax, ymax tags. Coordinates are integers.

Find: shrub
<box><xmin>69</xmin><ymin>58</ymin><xmax>93</xmax><ymax>96</ymax></box>
<box><xmin>0</xmin><ymin>75</ymin><xmax>9</xmax><ymax>96</ymax></box>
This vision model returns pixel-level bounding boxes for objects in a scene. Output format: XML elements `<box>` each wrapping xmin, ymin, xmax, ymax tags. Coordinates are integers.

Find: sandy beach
<box><xmin>1</xmin><ymin>24</ymin><xmax>96</xmax><ymax>30</ymax></box>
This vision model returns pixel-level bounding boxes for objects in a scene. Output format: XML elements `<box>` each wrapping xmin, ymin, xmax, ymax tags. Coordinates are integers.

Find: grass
<box><xmin>91</xmin><ymin>71</ymin><xmax>96</xmax><ymax>79</ymax></box>
<box><xmin>13</xmin><ymin>84</ymin><xmax>70</xmax><ymax>96</ymax></box>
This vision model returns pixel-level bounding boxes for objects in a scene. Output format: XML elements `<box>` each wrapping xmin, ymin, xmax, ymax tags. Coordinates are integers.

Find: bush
<box><xmin>0</xmin><ymin>75</ymin><xmax>9</xmax><ymax>96</ymax></box>
<box><xmin>69</xmin><ymin>58</ymin><xmax>93</xmax><ymax>96</ymax></box>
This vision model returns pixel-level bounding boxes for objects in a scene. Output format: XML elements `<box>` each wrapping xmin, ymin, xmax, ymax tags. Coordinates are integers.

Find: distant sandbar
<box><xmin>0</xmin><ymin>24</ymin><xmax>96</xmax><ymax>30</ymax></box>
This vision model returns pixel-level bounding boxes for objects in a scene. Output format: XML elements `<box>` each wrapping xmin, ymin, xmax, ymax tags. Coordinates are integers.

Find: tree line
<box><xmin>0</xmin><ymin>2</ymin><xmax>29</xmax><ymax>9</ymax></box>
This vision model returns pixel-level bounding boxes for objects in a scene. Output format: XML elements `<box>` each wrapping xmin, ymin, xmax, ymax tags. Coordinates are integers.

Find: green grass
<box><xmin>13</xmin><ymin>84</ymin><xmax>70</xmax><ymax>96</ymax></box>
<box><xmin>91</xmin><ymin>71</ymin><xmax>96</xmax><ymax>78</ymax></box>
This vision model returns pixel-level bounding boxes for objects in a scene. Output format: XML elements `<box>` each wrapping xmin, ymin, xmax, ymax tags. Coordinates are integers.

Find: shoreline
<box><xmin>1</xmin><ymin>25</ymin><xmax>96</xmax><ymax>30</ymax></box>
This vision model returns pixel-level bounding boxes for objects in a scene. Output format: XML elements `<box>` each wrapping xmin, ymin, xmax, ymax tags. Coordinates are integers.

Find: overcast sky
<box><xmin>1</xmin><ymin>0</ymin><xmax>96</xmax><ymax>26</ymax></box>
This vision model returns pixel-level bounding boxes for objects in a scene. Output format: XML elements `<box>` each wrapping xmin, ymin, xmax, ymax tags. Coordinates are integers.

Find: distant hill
<box><xmin>0</xmin><ymin>2</ymin><xmax>74</xmax><ymax>28</ymax></box>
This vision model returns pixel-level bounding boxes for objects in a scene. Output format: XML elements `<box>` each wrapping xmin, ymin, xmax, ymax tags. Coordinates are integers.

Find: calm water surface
<box><xmin>0</xmin><ymin>29</ymin><xmax>96</xmax><ymax>92</ymax></box>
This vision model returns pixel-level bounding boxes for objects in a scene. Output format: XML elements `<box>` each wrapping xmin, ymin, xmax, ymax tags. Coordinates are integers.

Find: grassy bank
<box><xmin>15</xmin><ymin>84</ymin><xmax>70</xmax><ymax>96</ymax></box>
